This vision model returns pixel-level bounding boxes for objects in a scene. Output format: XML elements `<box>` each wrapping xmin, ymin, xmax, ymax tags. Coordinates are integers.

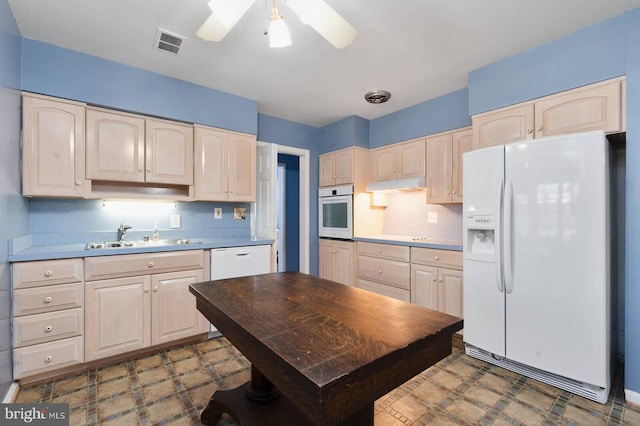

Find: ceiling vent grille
<box><xmin>154</xmin><ymin>28</ymin><xmax>186</xmax><ymax>55</ymax></box>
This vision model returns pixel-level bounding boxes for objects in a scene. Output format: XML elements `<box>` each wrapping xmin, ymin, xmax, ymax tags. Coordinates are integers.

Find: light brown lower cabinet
<box><xmin>84</xmin><ymin>251</ymin><xmax>209</xmax><ymax>362</ymax></box>
<box><xmin>319</xmin><ymin>239</ymin><xmax>354</xmax><ymax>285</ymax></box>
<box><xmin>411</xmin><ymin>248</ymin><xmax>463</xmax><ymax>320</ymax></box>
<box><xmin>356</xmin><ymin>242</ymin><xmax>411</xmax><ymax>302</ymax></box>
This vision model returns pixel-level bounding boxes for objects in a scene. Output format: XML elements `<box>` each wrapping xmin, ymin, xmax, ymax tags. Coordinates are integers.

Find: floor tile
<box><xmin>147</xmin><ymin>395</ymin><xmax>185</xmax><ymax>424</ymax></box>
<box><xmin>134</xmin><ymin>354</ymin><xmax>163</xmax><ymax>371</ymax></box>
<box><xmin>97</xmin><ymin>393</ymin><xmax>135</xmax><ymax>420</ymax></box>
<box><xmin>97</xmin><ymin>364</ymin><xmax>128</xmax><ymax>383</ymax></box>
<box><xmin>97</xmin><ymin>376</ymin><xmax>131</xmax><ymax>399</ymax></box>
<box><xmin>142</xmin><ymin>379</ymin><xmax>176</xmax><ymax>403</ymax></box>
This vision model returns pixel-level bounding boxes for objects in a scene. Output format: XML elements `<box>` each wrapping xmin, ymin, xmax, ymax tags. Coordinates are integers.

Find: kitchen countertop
<box><xmin>353</xmin><ymin>235</ymin><xmax>462</xmax><ymax>251</ymax></box>
<box><xmin>8</xmin><ymin>236</ymin><xmax>274</xmax><ymax>262</ymax></box>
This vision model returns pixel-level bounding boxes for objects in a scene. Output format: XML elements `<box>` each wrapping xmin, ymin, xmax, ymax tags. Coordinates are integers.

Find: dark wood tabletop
<box><xmin>190</xmin><ymin>271</ymin><xmax>463</xmax><ymax>426</ymax></box>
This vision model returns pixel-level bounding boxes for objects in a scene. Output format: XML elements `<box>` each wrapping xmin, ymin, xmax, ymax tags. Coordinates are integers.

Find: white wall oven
<box><xmin>318</xmin><ymin>185</ymin><xmax>353</xmax><ymax>239</ymax></box>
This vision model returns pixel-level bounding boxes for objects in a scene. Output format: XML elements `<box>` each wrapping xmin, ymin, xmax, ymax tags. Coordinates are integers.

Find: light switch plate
<box><xmin>214</xmin><ymin>208</ymin><xmax>222</xmax><ymax>219</ymax></box>
<box><xmin>428</xmin><ymin>212</ymin><xmax>438</xmax><ymax>224</ymax></box>
<box><xmin>170</xmin><ymin>214</ymin><xmax>181</xmax><ymax>228</ymax></box>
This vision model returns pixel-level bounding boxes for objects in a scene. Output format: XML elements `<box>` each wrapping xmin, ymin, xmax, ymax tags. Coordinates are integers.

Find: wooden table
<box><xmin>189</xmin><ymin>272</ymin><xmax>463</xmax><ymax>426</ymax></box>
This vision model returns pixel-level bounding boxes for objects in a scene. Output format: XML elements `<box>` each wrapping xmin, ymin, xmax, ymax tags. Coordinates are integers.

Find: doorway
<box><xmin>277</xmin><ymin>154</ymin><xmax>300</xmax><ymax>272</ymax></box>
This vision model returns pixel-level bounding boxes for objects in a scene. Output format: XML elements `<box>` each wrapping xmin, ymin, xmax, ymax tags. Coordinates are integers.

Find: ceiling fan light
<box><xmin>269</xmin><ymin>6</ymin><xmax>292</xmax><ymax>48</ymax></box>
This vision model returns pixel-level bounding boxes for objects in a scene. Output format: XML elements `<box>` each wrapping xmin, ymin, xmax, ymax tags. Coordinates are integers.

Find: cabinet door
<box><xmin>411</xmin><ymin>264</ymin><xmax>438</xmax><ymax>310</ymax></box>
<box><xmin>319</xmin><ymin>153</ymin><xmax>336</xmax><ymax>187</ymax></box>
<box><xmin>472</xmin><ymin>103</ymin><xmax>534</xmax><ymax>150</ymax></box>
<box><xmin>86</xmin><ymin>108</ymin><xmax>145</xmax><ymax>182</ymax></box>
<box><xmin>334</xmin><ymin>149</ymin><xmax>354</xmax><ymax>185</ymax></box>
<box><xmin>22</xmin><ymin>95</ymin><xmax>86</xmax><ymax>198</ymax></box>
<box><xmin>145</xmin><ymin>119</ymin><xmax>193</xmax><ymax>185</ymax></box>
<box><xmin>85</xmin><ymin>276</ymin><xmax>151</xmax><ymax>361</ymax></box>
<box><xmin>451</xmin><ymin>128</ymin><xmax>473</xmax><ymax>203</ymax></box>
<box><xmin>318</xmin><ymin>239</ymin><xmax>335</xmax><ymax>281</ymax></box>
<box><xmin>194</xmin><ymin>126</ymin><xmax>228</xmax><ymax>201</ymax></box>
<box><xmin>370</xmin><ymin>146</ymin><xmax>397</xmax><ymax>182</ymax></box>
<box><xmin>439</xmin><ymin>268</ymin><xmax>463</xmax><ymax>318</ymax></box>
<box><xmin>228</xmin><ymin>133</ymin><xmax>256</xmax><ymax>202</ymax></box>
<box><xmin>534</xmin><ymin>80</ymin><xmax>622</xmax><ymax>137</ymax></box>
<box><xmin>151</xmin><ymin>269</ymin><xmax>207</xmax><ymax>345</ymax></box>
<box><xmin>397</xmin><ymin>139</ymin><xmax>425</xmax><ymax>179</ymax></box>
<box><xmin>333</xmin><ymin>240</ymin><xmax>354</xmax><ymax>286</ymax></box>
<box><xmin>426</xmin><ymin>134</ymin><xmax>452</xmax><ymax>204</ymax></box>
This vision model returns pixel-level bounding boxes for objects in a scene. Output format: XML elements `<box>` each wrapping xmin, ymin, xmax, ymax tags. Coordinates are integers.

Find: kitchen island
<box><xmin>190</xmin><ymin>271</ymin><xmax>463</xmax><ymax>426</ymax></box>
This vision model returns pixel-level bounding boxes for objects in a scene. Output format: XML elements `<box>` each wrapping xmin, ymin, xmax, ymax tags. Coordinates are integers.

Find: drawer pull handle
<box><xmin>45</xmin><ymin>325</ymin><xmax>53</xmax><ymax>332</ymax></box>
<box><xmin>148</xmin><ymin>262</ymin><xmax>154</xmax><ymax>268</ymax></box>
<box><xmin>153</xmin><ymin>287</ymin><xmax>159</xmax><ymax>292</ymax></box>
<box><xmin>434</xmin><ymin>256</ymin><xmax>440</xmax><ymax>261</ymax></box>
<box><xmin>44</xmin><ymin>270</ymin><xmax>53</xmax><ymax>277</ymax></box>
<box><xmin>45</xmin><ymin>355</ymin><xmax>53</xmax><ymax>363</ymax></box>
<box><xmin>144</xmin><ymin>288</ymin><xmax>150</xmax><ymax>293</ymax></box>
<box><xmin>44</xmin><ymin>296</ymin><xmax>53</xmax><ymax>304</ymax></box>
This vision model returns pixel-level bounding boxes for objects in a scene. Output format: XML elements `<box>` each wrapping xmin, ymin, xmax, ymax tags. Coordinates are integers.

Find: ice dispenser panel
<box><xmin>465</xmin><ymin>215</ymin><xmax>496</xmax><ymax>261</ymax></box>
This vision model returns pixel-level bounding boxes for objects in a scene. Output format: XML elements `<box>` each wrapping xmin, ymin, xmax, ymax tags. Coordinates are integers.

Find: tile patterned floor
<box><xmin>15</xmin><ymin>335</ymin><xmax>640</xmax><ymax>425</ymax></box>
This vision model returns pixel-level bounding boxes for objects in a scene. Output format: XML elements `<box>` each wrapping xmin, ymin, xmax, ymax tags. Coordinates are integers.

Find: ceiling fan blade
<box><xmin>196</xmin><ymin>0</ymin><xmax>257</xmax><ymax>42</ymax></box>
<box><xmin>285</xmin><ymin>0</ymin><xmax>357</xmax><ymax>49</ymax></box>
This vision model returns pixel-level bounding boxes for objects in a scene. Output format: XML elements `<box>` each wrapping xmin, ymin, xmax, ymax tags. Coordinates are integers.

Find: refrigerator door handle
<box><xmin>495</xmin><ymin>179</ymin><xmax>504</xmax><ymax>293</ymax></box>
<box><xmin>504</xmin><ymin>180</ymin><xmax>514</xmax><ymax>294</ymax></box>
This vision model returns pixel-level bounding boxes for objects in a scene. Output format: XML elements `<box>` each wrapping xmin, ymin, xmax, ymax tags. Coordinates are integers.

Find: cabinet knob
<box><xmin>147</xmin><ymin>168</ymin><xmax>152</xmax><ymax>173</ymax></box>
<box><xmin>527</xmin><ymin>128</ymin><xmax>533</xmax><ymax>134</ymax></box>
<box><xmin>45</xmin><ymin>355</ymin><xmax>53</xmax><ymax>363</ymax></box>
<box><xmin>452</xmin><ymin>191</ymin><xmax>456</xmax><ymax>194</ymax></box>
<box><xmin>138</xmin><ymin>168</ymin><xmax>144</xmax><ymax>173</ymax></box>
<box><xmin>378</xmin><ymin>269</ymin><xmax>383</xmax><ymax>274</ymax></box>
<box><xmin>144</xmin><ymin>288</ymin><xmax>150</xmax><ymax>293</ymax></box>
<box><xmin>224</xmin><ymin>189</ymin><xmax>228</xmax><ymax>193</ymax></box>
<box><xmin>536</xmin><ymin>126</ymin><xmax>542</xmax><ymax>132</ymax></box>
<box><xmin>45</xmin><ymin>325</ymin><xmax>53</xmax><ymax>332</ymax></box>
<box><xmin>153</xmin><ymin>287</ymin><xmax>159</xmax><ymax>292</ymax></box>
<box><xmin>75</xmin><ymin>180</ymin><xmax>81</xmax><ymax>186</ymax></box>
<box><xmin>447</xmin><ymin>191</ymin><xmax>450</xmax><ymax>194</ymax></box>
<box><xmin>377</xmin><ymin>249</ymin><xmax>382</xmax><ymax>253</ymax></box>
<box><xmin>44</xmin><ymin>296</ymin><xmax>53</xmax><ymax>304</ymax></box>
<box><xmin>432</xmin><ymin>277</ymin><xmax>436</xmax><ymax>281</ymax></box>
<box><xmin>148</xmin><ymin>262</ymin><xmax>154</xmax><ymax>268</ymax></box>
<box><xmin>438</xmin><ymin>278</ymin><xmax>443</xmax><ymax>282</ymax></box>
<box><xmin>434</xmin><ymin>256</ymin><xmax>439</xmax><ymax>261</ymax></box>
<box><xmin>44</xmin><ymin>270</ymin><xmax>53</xmax><ymax>277</ymax></box>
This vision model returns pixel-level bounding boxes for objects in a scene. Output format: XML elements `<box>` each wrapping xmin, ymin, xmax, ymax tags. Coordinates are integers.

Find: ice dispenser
<box><xmin>465</xmin><ymin>214</ymin><xmax>496</xmax><ymax>261</ymax></box>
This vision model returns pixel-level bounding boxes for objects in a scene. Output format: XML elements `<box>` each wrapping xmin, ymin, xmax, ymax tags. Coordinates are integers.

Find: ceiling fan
<box><xmin>196</xmin><ymin>0</ymin><xmax>358</xmax><ymax>49</ymax></box>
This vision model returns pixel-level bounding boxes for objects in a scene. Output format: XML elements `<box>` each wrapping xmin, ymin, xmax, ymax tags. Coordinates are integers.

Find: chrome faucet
<box><xmin>118</xmin><ymin>223</ymin><xmax>132</xmax><ymax>241</ymax></box>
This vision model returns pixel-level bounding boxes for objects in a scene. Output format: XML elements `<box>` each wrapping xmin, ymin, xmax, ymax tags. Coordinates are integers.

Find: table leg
<box><xmin>245</xmin><ymin>365</ymin><xmax>281</xmax><ymax>402</ymax></box>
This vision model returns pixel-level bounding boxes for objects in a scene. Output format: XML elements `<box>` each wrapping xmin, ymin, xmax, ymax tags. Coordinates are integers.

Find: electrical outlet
<box><xmin>214</xmin><ymin>208</ymin><xmax>222</xmax><ymax>219</ymax></box>
<box><xmin>428</xmin><ymin>212</ymin><xmax>438</xmax><ymax>224</ymax></box>
<box><xmin>170</xmin><ymin>214</ymin><xmax>181</xmax><ymax>228</ymax></box>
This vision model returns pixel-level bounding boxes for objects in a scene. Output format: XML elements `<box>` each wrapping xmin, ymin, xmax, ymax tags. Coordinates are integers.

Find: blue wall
<box><xmin>21</xmin><ymin>40</ymin><xmax>258</xmax><ymax>135</ymax></box>
<box><xmin>318</xmin><ymin>115</ymin><xmax>369</xmax><ymax>154</ymax></box>
<box><xmin>468</xmin><ymin>15</ymin><xmax>626</xmax><ymax>115</ymax></box>
<box><xmin>0</xmin><ymin>0</ymin><xmax>28</xmax><ymax>396</ymax></box>
<box><xmin>624</xmin><ymin>8</ymin><xmax>640</xmax><ymax>397</ymax></box>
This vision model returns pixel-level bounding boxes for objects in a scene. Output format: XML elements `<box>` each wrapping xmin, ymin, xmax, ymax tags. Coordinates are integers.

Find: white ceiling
<box><xmin>9</xmin><ymin>0</ymin><xmax>640</xmax><ymax>127</ymax></box>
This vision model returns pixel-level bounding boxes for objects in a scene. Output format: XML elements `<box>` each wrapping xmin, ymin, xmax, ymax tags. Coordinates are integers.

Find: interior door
<box><xmin>254</xmin><ymin>142</ymin><xmax>277</xmax><ymax>240</ymax></box>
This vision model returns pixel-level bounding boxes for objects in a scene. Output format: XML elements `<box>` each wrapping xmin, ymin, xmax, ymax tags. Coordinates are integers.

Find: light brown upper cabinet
<box><xmin>426</xmin><ymin>127</ymin><xmax>472</xmax><ymax>204</ymax></box>
<box><xmin>22</xmin><ymin>93</ymin><xmax>87</xmax><ymax>198</ymax></box>
<box><xmin>472</xmin><ymin>77</ymin><xmax>625</xmax><ymax>149</ymax></box>
<box><xmin>194</xmin><ymin>125</ymin><xmax>256</xmax><ymax>202</ymax></box>
<box><xmin>319</xmin><ymin>147</ymin><xmax>354</xmax><ymax>187</ymax></box>
<box><xmin>86</xmin><ymin>108</ymin><xmax>193</xmax><ymax>186</ymax></box>
<box><xmin>370</xmin><ymin>138</ymin><xmax>425</xmax><ymax>182</ymax></box>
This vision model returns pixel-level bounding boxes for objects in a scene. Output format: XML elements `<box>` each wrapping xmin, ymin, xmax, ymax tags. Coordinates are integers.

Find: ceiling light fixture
<box><xmin>269</xmin><ymin>0</ymin><xmax>292</xmax><ymax>48</ymax></box>
<box><xmin>364</xmin><ymin>90</ymin><xmax>392</xmax><ymax>104</ymax></box>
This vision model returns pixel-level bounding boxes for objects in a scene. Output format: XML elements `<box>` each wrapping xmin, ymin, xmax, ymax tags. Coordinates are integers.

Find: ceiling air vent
<box><xmin>154</xmin><ymin>28</ymin><xmax>186</xmax><ymax>55</ymax></box>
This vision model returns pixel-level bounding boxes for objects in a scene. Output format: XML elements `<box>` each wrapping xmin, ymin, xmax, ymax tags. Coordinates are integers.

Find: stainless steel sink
<box><xmin>85</xmin><ymin>239</ymin><xmax>201</xmax><ymax>250</ymax></box>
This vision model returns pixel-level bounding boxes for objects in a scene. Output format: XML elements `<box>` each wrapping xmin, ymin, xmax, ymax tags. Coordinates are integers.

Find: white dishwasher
<box><xmin>209</xmin><ymin>245</ymin><xmax>271</xmax><ymax>334</ymax></box>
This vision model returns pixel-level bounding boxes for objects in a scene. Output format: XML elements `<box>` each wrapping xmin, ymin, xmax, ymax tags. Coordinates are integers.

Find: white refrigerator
<box><xmin>462</xmin><ymin>130</ymin><xmax>611</xmax><ymax>403</ymax></box>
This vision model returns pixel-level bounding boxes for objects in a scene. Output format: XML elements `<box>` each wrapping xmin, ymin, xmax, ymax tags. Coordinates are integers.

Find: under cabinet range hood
<box><xmin>365</xmin><ymin>176</ymin><xmax>426</xmax><ymax>193</ymax></box>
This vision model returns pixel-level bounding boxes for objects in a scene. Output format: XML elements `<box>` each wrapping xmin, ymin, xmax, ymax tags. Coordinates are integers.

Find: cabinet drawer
<box><xmin>13</xmin><ymin>308</ymin><xmax>83</xmax><ymax>348</ymax></box>
<box><xmin>13</xmin><ymin>259</ymin><xmax>84</xmax><ymax>289</ymax></box>
<box><xmin>357</xmin><ymin>279</ymin><xmax>410</xmax><ymax>303</ymax></box>
<box><xmin>13</xmin><ymin>336</ymin><xmax>83</xmax><ymax>379</ymax></box>
<box><xmin>357</xmin><ymin>242</ymin><xmax>410</xmax><ymax>262</ymax></box>
<box><xmin>85</xmin><ymin>249</ymin><xmax>205</xmax><ymax>280</ymax></box>
<box><xmin>357</xmin><ymin>256</ymin><xmax>410</xmax><ymax>289</ymax></box>
<box><xmin>13</xmin><ymin>282</ymin><xmax>84</xmax><ymax>316</ymax></box>
<box><xmin>411</xmin><ymin>247</ymin><xmax>462</xmax><ymax>269</ymax></box>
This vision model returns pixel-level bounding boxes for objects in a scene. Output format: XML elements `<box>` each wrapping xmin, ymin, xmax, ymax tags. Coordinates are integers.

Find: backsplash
<box><xmin>27</xmin><ymin>199</ymin><xmax>252</xmax><ymax>246</ymax></box>
<box><xmin>381</xmin><ymin>191</ymin><xmax>463</xmax><ymax>241</ymax></box>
